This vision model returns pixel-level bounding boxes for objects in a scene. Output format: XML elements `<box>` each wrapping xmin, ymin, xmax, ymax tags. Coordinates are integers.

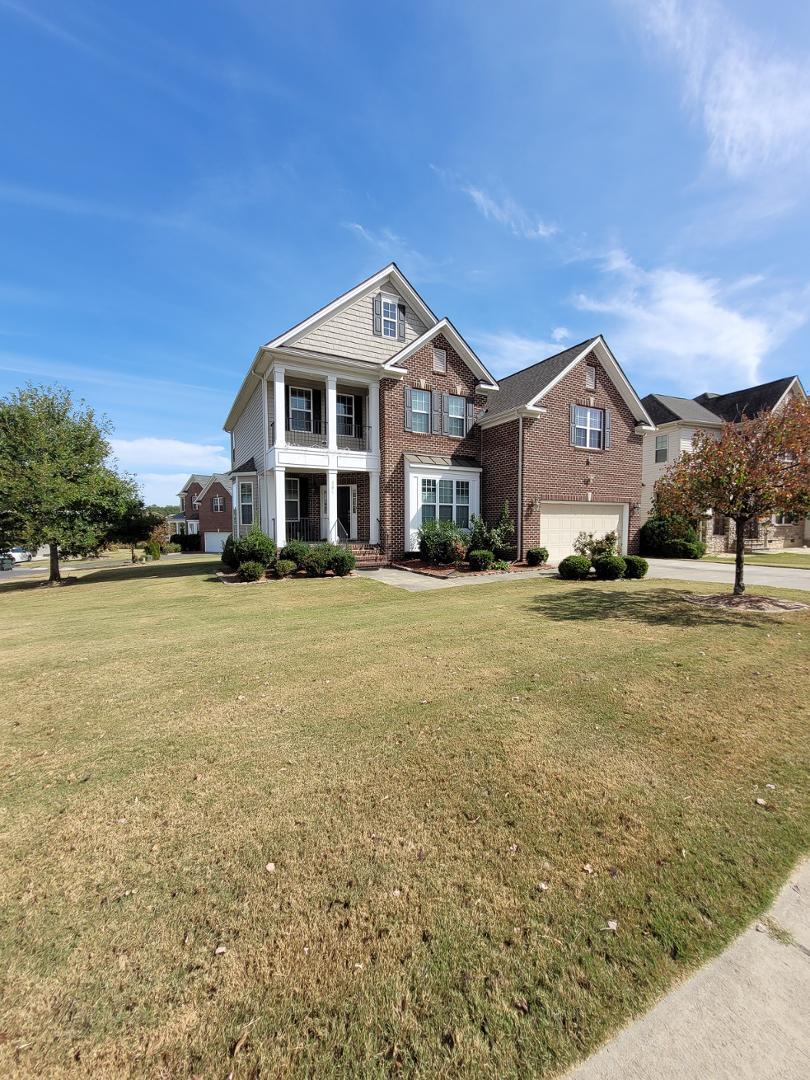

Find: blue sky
<box><xmin>1</xmin><ymin>0</ymin><xmax>809</xmax><ymax>504</ymax></box>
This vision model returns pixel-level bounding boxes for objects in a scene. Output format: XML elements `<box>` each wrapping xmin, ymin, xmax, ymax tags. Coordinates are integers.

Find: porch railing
<box><xmin>286</xmin><ymin>519</ymin><xmax>322</xmax><ymax>542</ymax></box>
<box><xmin>286</xmin><ymin>419</ymin><xmax>327</xmax><ymax>447</ymax></box>
<box><xmin>336</xmin><ymin>423</ymin><xmax>369</xmax><ymax>451</ymax></box>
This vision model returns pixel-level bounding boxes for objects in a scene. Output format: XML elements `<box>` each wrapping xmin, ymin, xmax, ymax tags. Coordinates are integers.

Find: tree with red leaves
<box><xmin>654</xmin><ymin>398</ymin><xmax>810</xmax><ymax>595</ymax></box>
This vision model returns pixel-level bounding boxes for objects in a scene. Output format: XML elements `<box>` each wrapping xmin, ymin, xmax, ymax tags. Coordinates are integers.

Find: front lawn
<box><xmin>703</xmin><ymin>551</ymin><xmax>810</xmax><ymax>570</ymax></box>
<box><xmin>1</xmin><ymin>559</ymin><xmax>808</xmax><ymax>1077</ymax></box>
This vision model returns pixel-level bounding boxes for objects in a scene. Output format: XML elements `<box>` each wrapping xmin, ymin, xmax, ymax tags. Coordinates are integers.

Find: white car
<box><xmin>8</xmin><ymin>547</ymin><xmax>33</xmax><ymax>562</ymax></box>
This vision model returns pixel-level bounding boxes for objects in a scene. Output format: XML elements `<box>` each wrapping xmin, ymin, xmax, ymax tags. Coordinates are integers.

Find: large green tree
<box><xmin>0</xmin><ymin>385</ymin><xmax>138</xmax><ymax>583</ymax></box>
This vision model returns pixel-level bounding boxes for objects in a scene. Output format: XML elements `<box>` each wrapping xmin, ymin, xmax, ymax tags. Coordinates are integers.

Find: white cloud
<box><xmin>575</xmin><ymin>249</ymin><xmax>809</xmax><ymax>391</ymax></box>
<box><xmin>110</xmin><ymin>437</ymin><xmax>229</xmax><ymax>472</ymax></box>
<box><xmin>342</xmin><ymin>222</ymin><xmax>442</xmax><ymax>280</ymax></box>
<box><xmin>463</xmin><ymin>186</ymin><xmax>557</xmax><ymax>240</ymax></box>
<box><xmin>551</xmin><ymin>326</ymin><xmax>570</xmax><ymax>343</ymax></box>
<box><xmin>473</xmin><ymin>331</ymin><xmax>563</xmax><ymax>378</ymax></box>
<box><xmin>135</xmin><ymin>472</ymin><xmax>193</xmax><ymax>507</ymax></box>
<box><xmin>623</xmin><ymin>0</ymin><xmax>810</xmax><ymax>178</ymax></box>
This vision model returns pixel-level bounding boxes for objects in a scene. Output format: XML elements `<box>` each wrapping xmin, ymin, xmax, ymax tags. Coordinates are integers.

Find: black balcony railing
<box><xmin>286</xmin><ymin>418</ymin><xmax>327</xmax><ymax>447</ymax></box>
<box><xmin>336</xmin><ymin>423</ymin><xmax>369</xmax><ymax>451</ymax></box>
<box><xmin>286</xmin><ymin>518</ymin><xmax>322</xmax><ymax>542</ymax></box>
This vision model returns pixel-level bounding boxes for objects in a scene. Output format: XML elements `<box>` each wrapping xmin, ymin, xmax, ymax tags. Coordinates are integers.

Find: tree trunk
<box><xmin>48</xmin><ymin>542</ymin><xmax>61</xmax><ymax>584</ymax></box>
<box><xmin>131</xmin><ymin>543</ymin><xmax>136</xmax><ymax>563</ymax></box>
<box><xmin>733</xmin><ymin>518</ymin><xmax>746</xmax><ymax>595</ymax></box>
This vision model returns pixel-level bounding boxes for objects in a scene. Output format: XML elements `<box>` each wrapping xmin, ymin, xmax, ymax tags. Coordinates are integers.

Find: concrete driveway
<box><xmin>645</xmin><ymin>558</ymin><xmax>810</xmax><ymax>592</ymax></box>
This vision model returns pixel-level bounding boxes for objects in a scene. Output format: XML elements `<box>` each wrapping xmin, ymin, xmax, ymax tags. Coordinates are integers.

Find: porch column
<box><xmin>273</xmin><ymin>365</ymin><xmax>286</xmax><ymax>448</ymax></box>
<box><xmin>369</xmin><ymin>471</ymin><xmax>380</xmax><ymax>544</ymax></box>
<box><xmin>368</xmin><ymin>380</ymin><xmax>380</xmax><ymax>454</ymax></box>
<box><xmin>326</xmin><ymin>374</ymin><xmax>337</xmax><ymax>451</ymax></box>
<box><xmin>273</xmin><ymin>466</ymin><xmax>286</xmax><ymax>548</ymax></box>
<box><xmin>326</xmin><ymin>468</ymin><xmax>338</xmax><ymax>542</ymax></box>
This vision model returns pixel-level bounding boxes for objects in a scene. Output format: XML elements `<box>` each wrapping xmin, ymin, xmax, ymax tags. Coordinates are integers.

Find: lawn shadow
<box><xmin>0</xmin><ymin>558</ymin><xmax>221</xmax><ymax>594</ymax></box>
<box><xmin>527</xmin><ymin>586</ymin><xmax>786</xmax><ymax>629</ymax></box>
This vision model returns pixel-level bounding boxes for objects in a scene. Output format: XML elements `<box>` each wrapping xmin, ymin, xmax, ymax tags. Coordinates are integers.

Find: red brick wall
<box><xmin>379</xmin><ymin>333</ymin><xmax>486</xmax><ymax>555</ymax></box>
<box><xmin>481</xmin><ymin>420</ymin><xmax>519</xmax><ymax>527</ymax></box>
<box><xmin>197</xmin><ymin>481</ymin><xmax>232</xmax><ymax>541</ymax></box>
<box><xmin>184</xmin><ymin>482</ymin><xmax>202</xmax><ymax>521</ymax></box>
<box><xmin>520</xmin><ymin>354</ymin><xmax>643</xmax><ymax>554</ymax></box>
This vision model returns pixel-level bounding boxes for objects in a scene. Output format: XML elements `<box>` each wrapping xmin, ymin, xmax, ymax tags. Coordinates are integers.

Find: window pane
<box><xmin>421</xmin><ymin>478</ymin><xmax>436</xmax><ymax>503</ymax></box>
<box><xmin>412</xmin><ymin>389</ymin><xmax>430</xmax><ymax>412</ymax></box>
<box><xmin>590</xmin><ymin>408</ymin><xmax>603</xmax><ymax>429</ymax></box>
<box><xmin>421</xmin><ymin>503</ymin><xmax>436</xmax><ymax>523</ymax></box>
<box><xmin>438</xmin><ymin>504</ymin><xmax>453</xmax><ymax>521</ymax></box>
<box><xmin>456</xmin><ymin>481</ymin><xmax>469</xmax><ymax>504</ymax></box>
<box><xmin>575</xmin><ymin>407</ymin><xmax>589</xmax><ymax>426</ymax></box>
<box><xmin>285</xmin><ymin>500</ymin><xmax>299</xmax><ymax>521</ymax></box>
<box><xmin>448</xmin><ymin>416</ymin><xmax>465</xmax><ymax>437</ymax></box>
<box><xmin>412</xmin><ymin>412</ymin><xmax>429</xmax><ymax>433</ymax></box>
<box><xmin>574</xmin><ymin>427</ymin><xmax>587</xmax><ymax>447</ymax></box>
<box><xmin>448</xmin><ymin>395</ymin><xmax>465</xmax><ymax>417</ymax></box>
<box><xmin>438</xmin><ymin>479</ymin><xmax>453</xmax><ymax>503</ymax></box>
<box><xmin>588</xmin><ymin>428</ymin><xmax>603</xmax><ymax>449</ymax></box>
<box><xmin>456</xmin><ymin>505</ymin><xmax>469</xmax><ymax>529</ymax></box>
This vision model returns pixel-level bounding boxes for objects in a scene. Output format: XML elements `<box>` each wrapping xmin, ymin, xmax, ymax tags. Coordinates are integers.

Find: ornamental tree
<box><xmin>654</xmin><ymin>398</ymin><xmax>810</xmax><ymax>595</ymax></box>
<box><xmin>110</xmin><ymin>498</ymin><xmax>164</xmax><ymax>562</ymax></box>
<box><xmin>0</xmin><ymin>384</ymin><xmax>139</xmax><ymax>583</ymax></box>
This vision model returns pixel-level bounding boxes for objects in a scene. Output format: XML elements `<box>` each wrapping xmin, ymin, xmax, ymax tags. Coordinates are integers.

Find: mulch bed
<box><xmin>684</xmin><ymin>593</ymin><xmax>807</xmax><ymax>612</ymax></box>
<box><xmin>391</xmin><ymin>560</ymin><xmax>546</xmax><ymax>579</ymax></box>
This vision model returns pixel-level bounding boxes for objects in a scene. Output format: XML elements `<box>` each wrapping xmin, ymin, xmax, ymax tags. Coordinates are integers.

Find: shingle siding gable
<box><xmin>294</xmin><ymin>286</ymin><xmax>428</xmax><ymax>362</ymax></box>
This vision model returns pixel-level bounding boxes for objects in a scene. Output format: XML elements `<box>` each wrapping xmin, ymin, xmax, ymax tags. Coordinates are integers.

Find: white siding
<box><xmin>640</xmin><ymin>424</ymin><xmax>714</xmax><ymax>521</ymax></box>
<box><xmin>232</xmin><ymin>383</ymin><xmax>264</xmax><ymax>472</ymax></box>
<box><xmin>295</xmin><ymin>285</ymin><xmax>428</xmax><ymax>362</ymax></box>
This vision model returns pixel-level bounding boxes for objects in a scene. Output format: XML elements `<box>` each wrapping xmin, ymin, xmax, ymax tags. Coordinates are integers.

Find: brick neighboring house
<box><xmin>641</xmin><ymin>377</ymin><xmax>809</xmax><ymax>552</ymax></box>
<box><xmin>223</xmin><ymin>264</ymin><xmax>652</xmax><ymax>563</ymax></box>
<box><xmin>172</xmin><ymin>473</ymin><xmax>233</xmax><ymax>553</ymax></box>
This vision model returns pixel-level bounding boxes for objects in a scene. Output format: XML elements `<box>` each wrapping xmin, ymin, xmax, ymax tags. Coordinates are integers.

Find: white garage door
<box><xmin>539</xmin><ymin>502</ymin><xmax>624</xmax><ymax>563</ymax></box>
<box><xmin>204</xmin><ymin>531</ymin><xmax>230</xmax><ymax>553</ymax></box>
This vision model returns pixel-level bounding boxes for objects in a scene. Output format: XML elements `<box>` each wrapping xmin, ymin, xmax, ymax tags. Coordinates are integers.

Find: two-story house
<box><xmin>223</xmin><ymin>265</ymin><xmax>653</xmax><ymax>564</ymax></box>
<box><xmin>172</xmin><ymin>473</ymin><xmax>233</xmax><ymax>552</ymax></box>
<box><xmin>641</xmin><ymin>376</ymin><xmax>808</xmax><ymax>551</ymax></box>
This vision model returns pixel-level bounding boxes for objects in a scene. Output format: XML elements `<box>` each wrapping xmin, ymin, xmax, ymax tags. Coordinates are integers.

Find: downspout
<box><xmin>517</xmin><ymin>415</ymin><xmax>523</xmax><ymax>562</ymax></box>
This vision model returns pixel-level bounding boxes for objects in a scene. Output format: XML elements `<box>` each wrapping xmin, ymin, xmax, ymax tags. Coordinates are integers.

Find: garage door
<box><xmin>204</xmin><ymin>531</ymin><xmax>231</xmax><ymax>553</ymax></box>
<box><xmin>539</xmin><ymin>503</ymin><xmax>624</xmax><ymax>564</ymax></box>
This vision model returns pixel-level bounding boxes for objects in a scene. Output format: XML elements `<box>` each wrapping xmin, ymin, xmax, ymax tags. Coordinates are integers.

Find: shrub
<box><xmin>662</xmin><ymin>538</ymin><xmax>706</xmax><ymax>559</ymax></box>
<box><xmin>238</xmin><ymin>527</ymin><xmax>277</xmax><ymax>569</ymax></box>
<box><xmin>280</xmin><ymin>539</ymin><xmax>310</xmax><ymax>568</ymax></box>
<box><xmin>466</xmin><ymin>515</ymin><xmax>492</xmax><ymax>554</ymax></box>
<box><xmin>490</xmin><ymin>502</ymin><xmax>517</xmax><ymax>560</ymax></box>
<box><xmin>301</xmin><ymin>544</ymin><xmax>332</xmax><ymax>578</ymax></box>
<box><xmin>144</xmin><ymin>540</ymin><xmax>161</xmax><ymax>560</ymax></box>
<box><xmin>221</xmin><ymin>535</ymin><xmax>239</xmax><ymax>570</ymax></box>
<box><xmin>418</xmin><ymin>519</ymin><xmax>466</xmax><ymax>565</ymax></box>
<box><xmin>623</xmin><ymin>554</ymin><xmax>649</xmax><ymax>579</ymax></box>
<box><xmin>593</xmin><ymin>554</ymin><xmax>627</xmax><ymax>580</ymax></box>
<box><xmin>468</xmin><ymin>548</ymin><xmax>494</xmax><ymax>571</ymax></box>
<box><xmin>640</xmin><ymin>513</ymin><xmax>702</xmax><ymax>557</ymax></box>
<box><xmin>171</xmin><ymin>532</ymin><xmax>201</xmax><ymax>553</ymax></box>
<box><xmin>558</xmin><ymin>555</ymin><xmax>591</xmax><ymax>580</ymax></box>
<box><xmin>574</xmin><ymin>530</ymin><xmax>618</xmax><ymax>559</ymax></box>
<box><xmin>491</xmin><ymin>559</ymin><xmax>511</xmax><ymax>572</ymax></box>
<box><xmin>238</xmin><ymin>560</ymin><xmax>265</xmax><ymax>582</ymax></box>
<box><xmin>163</xmin><ymin>542</ymin><xmax>181</xmax><ymax>554</ymax></box>
<box><xmin>526</xmin><ymin>547</ymin><xmax>549</xmax><ymax>567</ymax></box>
<box><xmin>329</xmin><ymin>546</ymin><xmax>356</xmax><ymax>576</ymax></box>
<box><xmin>275</xmin><ymin>558</ymin><xmax>296</xmax><ymax>578</ymax></box>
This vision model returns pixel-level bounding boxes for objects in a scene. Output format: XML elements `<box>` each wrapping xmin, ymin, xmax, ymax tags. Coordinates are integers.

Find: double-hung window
<box><xmin>411</xmin><ymin>389</ymin><xmax>430</xmax><ymax>433</ymax></box>
<box><xmin>382</xmin><ymin>297</ymin><xmax>398</xmax><ymax>338</ymax></box>
<box><xmin>421</xmin><ymin>478</ymin><xmax>437</xmax><ymax>523</ymax></box>
<box><xmin>446</xmin><ymin>394</ymin><xmax>466</xmax><ymax>438</ymax></box>
<box><xmin>455</xmin><ymin>481</ymin><xmax>470</xmax><ymax>528</ymax></box>
<box><xmin>289</xmin><ymin>387</ymin><xmax>312</xmax><ymax>432</ymax></box>
<box><xmin>655</xmin><ymin>434</ymin><xmax>668</xmax><ymax>463</ymax></box>
<box><xmin>336</xmin><ymin>394</ymin><xmax>354</xmax><ymax>437</ymax></box>
<box><xmin>573</xmin><ymin>406</ymin><xmax>604</xmax><ymax>449</ymax></box>
<box><xmin>421</xmin><ymin>477</ymin><xmax>471</xmax><ymax>528</ymax></box>
<box><xmin>239</xmin><ymin>482</ymin><xmax>253</xmax><ymax>526</ymax></box>
<box><xmin>212</xmin><ymin>495</ymin><xmax>225</xmax><ymax>513</ymax></box>
<box><xmin>285</xmin><ymin>477</ymin><xmax>300</xmax><ymax>522</ymax></box>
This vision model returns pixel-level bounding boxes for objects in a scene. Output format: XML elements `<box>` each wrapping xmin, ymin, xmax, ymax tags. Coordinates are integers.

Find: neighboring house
<box><xmin>641</xmin><ymin>376</ymin><xmax>808</xmax><ymax>551</ymax></box>
<box><xmin>173</xmin><ymin>473</ymin><xmax>233</xmax><ymax>553</ymax></box>
<box><xmin>223</xmin><ymin>264</ymin><xmax>652</xmax><ymax>563</ymax></box>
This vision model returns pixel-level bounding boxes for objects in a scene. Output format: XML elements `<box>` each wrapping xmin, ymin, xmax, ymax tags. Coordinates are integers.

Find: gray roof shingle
<box><xmin>641</xmin><ymin>394</ymin><xmax>724</xmax><ymax>426</ymax></box>
<box><xmin>481</xmin><ymin>338</ymin><xmax>598</xmax><ymax>419</ymax></box>
<box><xmin>694</xmin><ymin>377</ymin><xmax>797</xmax><ymax>421</ymax></box>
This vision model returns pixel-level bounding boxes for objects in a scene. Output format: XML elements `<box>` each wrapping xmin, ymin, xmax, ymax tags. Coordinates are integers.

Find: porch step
<box><xmin>346</xmin><ymin>543</ymin><xmax>389</xmax><ymax>569</ymax></box>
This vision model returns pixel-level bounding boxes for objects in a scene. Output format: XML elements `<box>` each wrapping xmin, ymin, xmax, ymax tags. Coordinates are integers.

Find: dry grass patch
<box><xmin>1</xmin><ymin>558</ymin><xmax>808</xmax><ymax>1077</ymax></box>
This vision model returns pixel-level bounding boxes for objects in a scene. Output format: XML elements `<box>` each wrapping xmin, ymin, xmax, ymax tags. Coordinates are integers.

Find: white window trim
<box><xmin>381</xmin><ymin>294</ymin><xmax>399</xmax><ymax>339</ymax></box>
<box><xmin>288</xmin><ymin>386</ymin><xmax>313</xmax><ymax>432</ymax></box>
<box><xmin>574</xmin><ymin>406</ymin><xmax>604</xmax><ymax>449</ymax></box>
<box><xmin>239</xmin><ymin>481</ymin><xmax>254</xmax><ymax>526</ymax></box>
<box><xmin>212</xmin><ymin>495</ymin><xmax>225</xmax><ymax>513</ymax></box>
<box><xmin>411</xmin><ymin>388</ymin><xmax>430</xmax><ymax>434</ymax></box>
<box><xmin>655</xmin><ymin>433</ymin><xmax>668</xmax><ymax>463</ymax></box>
<box><xmin>285</xmin><ymin>476</ymin><xmax>300</xmax><ymax>522</ymax></box>
<box><xmin>433</xmin><ymin>346</ymin><xmax>447</xmax><ymax>374</ymax></box>
<box><xmin>447</xmin><ymin>393</ymin><xmax>465</xmax><ymax>438</ymax></box>
<box><xmin>405</xmin><ymin>460</ymin><xmax>481</xmax><ymax>550</ymax></box>
<box><xmin>336</xmin><ymin>393</ymin><xmax>354</xmax><ymax>436</ymax></box>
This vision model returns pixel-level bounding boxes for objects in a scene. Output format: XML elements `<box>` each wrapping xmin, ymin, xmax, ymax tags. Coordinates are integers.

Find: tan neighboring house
<box><xmin>640</xmin><ymin>376</ymin><xmax>808</xmax><ymax>551</ymax></box>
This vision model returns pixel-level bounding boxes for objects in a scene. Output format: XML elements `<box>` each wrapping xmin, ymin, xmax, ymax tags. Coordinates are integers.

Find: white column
<box><xmin>273</xmin><ymin>366</ymin><xmax>286</xmax><ymax>447</ymax></box>
<box><xmin>326</xmin><ymin>374</ymin><xmax>337</xmax><ymax>451</ymax></box>
<box><xmin>369</xmin><ymin>471</ymin><xmax>380</xmax><ymax>544</ymax></box>
<box><xmin>273</xmin><ymin>467</ymin><xmax>286</xmax><ymax>548</ymax></box>
<box><xmin>327</xmin><ymin>468</ymin><xmax>338</xmax><ymax>542</ymax></box>
<box><xmin>368</xmin><ymin>380</ymin><xmax>380</xmax><ymax>454</ymax></box>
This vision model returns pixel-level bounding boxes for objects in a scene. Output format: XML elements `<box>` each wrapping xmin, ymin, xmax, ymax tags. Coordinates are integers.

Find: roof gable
<box><xmin>384</xmin><ymin>318</ymin><xmax>499</xmax><ymax>389</ymax></box>
<box><xmin>177</xmin><ymin>474</ymin><xmax>210</xmax><ymax>496</ymax></box>
<box><xmin>695</xmin><ymin>376</ymin><xmax>803</xmax><ymax>421</ymax></box>
<box><xmin>195</xmin><ymin>473</ymin><xmax>232</xmax><ymax>501</ymax></box>
<box><xmin>641</xmin><ymin>394</ymin><xmax>724</xmax><ymax>426</ymax></box>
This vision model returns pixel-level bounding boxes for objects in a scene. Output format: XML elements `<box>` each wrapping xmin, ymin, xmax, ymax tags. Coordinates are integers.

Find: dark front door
<box><xmin>337</xmin><ymin>486</ymin><xmax>351</xmax><ymax>540</ymax></box>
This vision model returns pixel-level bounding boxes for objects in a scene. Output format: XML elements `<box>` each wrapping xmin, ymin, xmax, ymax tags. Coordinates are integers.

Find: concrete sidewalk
<box><xmin>567</xmin><ymin>859</ymin><xmax>810</xmax><ymax>1080</ymax></box>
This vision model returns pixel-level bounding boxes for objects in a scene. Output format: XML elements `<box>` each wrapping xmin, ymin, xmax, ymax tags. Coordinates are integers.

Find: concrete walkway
<box><xmin>568</xmin><ymin>859</ymin><xmax>810</xmax><ymax>1080</ymax></box>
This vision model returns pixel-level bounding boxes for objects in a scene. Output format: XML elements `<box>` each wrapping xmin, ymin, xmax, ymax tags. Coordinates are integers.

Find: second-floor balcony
<box><xmin>272</xmin><ymin>419</ymin><xmax>370</xmax><ymax>451</ymax></box>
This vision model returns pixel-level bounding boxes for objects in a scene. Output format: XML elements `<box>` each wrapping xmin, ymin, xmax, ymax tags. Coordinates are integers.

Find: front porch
<box><xmin>268</xmin><ymin>468</ymin><xmax>381</xmax><ymax>550</ymax></box>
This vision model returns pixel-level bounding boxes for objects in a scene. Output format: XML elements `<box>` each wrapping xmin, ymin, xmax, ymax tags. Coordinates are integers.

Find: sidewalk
<box><xmin>567</xmin><ymin>859</ymin><xmax>810</xmax><ymax>1080</ymax></box>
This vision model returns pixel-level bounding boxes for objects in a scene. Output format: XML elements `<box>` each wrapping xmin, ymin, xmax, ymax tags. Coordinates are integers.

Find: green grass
<box><xmin>1</xmin><ymin>558</ymin><xmax>808</xmax><ymax>1078</ymax></box>
<box><xmin>703</xmin><ymin>551</ymin><xmax>810</xmax><ymax>570</ymax></box>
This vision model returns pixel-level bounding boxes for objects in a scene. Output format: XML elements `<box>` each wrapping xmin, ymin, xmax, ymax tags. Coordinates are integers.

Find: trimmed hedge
<box><xmin>275</xmin><ymin>559</ymin><xmax>296</xmax><ymax>578</ymax></box>
<box><xmin>558</xmin><ymin>555</ymin><xmax>591</xmax><ymax>580</ymax></box>
<box><xmin>237</xmin><ymin>527</ymin><xmax>277</xmax><ymax>568</ymax></box>
<box><xmin>221</xmin><ymin>535</ymin><xmax>239</xmax><ymax>570</ymax></box>
<box><xmin>329</xmin><ymin>547</ymin><xmax>356</xmax><ymax>577</ymax></box>
<box><xmin>280</xmin><ymin>540</ymin><xmax>310</xmax><ymax>568</ymax></box>
<box><xmin>640</xmin><ymin>513</ymin><xmax>703</xmax><ymax>557</ymax></box>
<box><xmin>661</xmin><ymin>538</ymin><xmax>706</xmax><ymax>559</ymax></box>
<box><xmin>623</xmin><ymin>555</ymin><xmax>649</xmax><ymax>579</ymax></box>
<box><xmin>301</xmin><ymin>545</ymin><xmax>333</xmax><ymax>578</ymax></box>
<box><xmin>593</xmin><ymin>554</ymin><xmax>627</xmax><ymax>580</ymax></box>
<box><xmin>468</xmin><ymin>549</ymin><xmax>494</xmax><ymax>571</ymax></box>
<box><xmin>170</xmin><ymin>532</ymin><xmax>201</xmax><ymax>552</ymax></box>
<box><xmin>238</xmin><ymin>560</ymin><xmax>265</xmax><ymax>582</ymax></box>
<box><xmin>526</xmin><ymin>547</ymin><xmax>549</xmax><ymax>567</ymax></box>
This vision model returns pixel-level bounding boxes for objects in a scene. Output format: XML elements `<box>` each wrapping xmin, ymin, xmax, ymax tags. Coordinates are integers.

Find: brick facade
<box><xmin>481</xmin><ymin>419</ymin><xmax>519</xmax><ymax>525</ymax></box>
<box><xmin>379</xmin><ymin>333</ymin><xmax>487</xmax><ymax>556</ymax></box>
<box><xmin>183</xmin><ymin>482</ymin><xmax>202</xmax><ymax>523</ymax></box>
<box><xmin>196</xmin><ymin>481</ymin><xmax>232</xmax><ymax>544</ymax></box>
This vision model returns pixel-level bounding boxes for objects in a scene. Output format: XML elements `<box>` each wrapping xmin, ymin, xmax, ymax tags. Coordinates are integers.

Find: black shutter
<box><xmin>372</xmin><ymin>293</ymin><xmax>382</xmax><ymax>336</ymax></box>
<box><xmin>431</xmin><ymin>390</ymin><xmax>442</xmax><ymax>434</ymax></box>
<box><xmin>397</xmin><ymin>303</ymin><xmax>406</xmax><ymax>341</ymax></box>
<box><xmin>441</xmin><ymin>393</ymin><xmax>450</xmax><ymax>436</ymax></box>
<box><xmin>465</xmin><ymin>400</ymin><xmax>475</xmax><ymax>435</ymax></box>
<box><xmin>404</xmin><ymin>386</ymin><xmax>413</xmax><ymax>431</ymax></box>
<box><xmin>569</xmin><ymin>403</ymin><xmax>576</xmax><ymax>446</ymax></box>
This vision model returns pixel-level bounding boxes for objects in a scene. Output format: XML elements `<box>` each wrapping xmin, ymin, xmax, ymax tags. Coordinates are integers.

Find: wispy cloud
<box><xmin>463</xmin><ymin>186</ymin><xmax>557</xmax><ymax>240</ymax></box>
<box><xmin>575</xmin><ymin>248</ymin><xmax>809</xmax><ymax>391</ymax></box>
<box><xmin>551</xmin><ymin>326</ymin><xmax>570</xmax><ymax>343</ymax></box>
<box><xmin>621</xmin><ymin>0</ymin><xmax>810</xmax><ymax>178</ymax></box>
<box><xmin>110</xmin><ymin>437</ymin><xmax>229</xmax><ymax>472</ymax></box>
<box><xmin>342</xmin><ymin>222</ymin><xmax>444</xmax><ymax>281</ymax></box>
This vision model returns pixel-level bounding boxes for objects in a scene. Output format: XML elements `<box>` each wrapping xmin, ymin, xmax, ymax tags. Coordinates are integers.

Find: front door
<box><xmin>320</xmin><ymin>484</ymin><xmax>357</xmax><ymax>540</ymax></box>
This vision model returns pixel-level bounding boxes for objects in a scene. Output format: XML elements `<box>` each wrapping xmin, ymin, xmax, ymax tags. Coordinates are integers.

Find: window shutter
<box><xmin>431</xmin><ymin>390</ymin><xmax>442</xmax><ymax>434</ymax></box>
<box><xmin>569</xmin><ymin>403</ymin><xmax>576</xmax><ymax>446</ymax></box>
<box><xmin>397</xmin><ymin>303</ymin><xmax>406</xmax><ymax>341</ymax></box>
<box><xmin>372</xmin><ymin>293</ymin><xmax>382</xmax><ymax>336</ymax></box>
<box><xmin>604</xmin><ymin>409</ymin><xmax>611</xmax><ymax>449</ymax></box>
<box><xmin>465</xmin><ymin>399</ymin><xmax>475</xmax><ymax>435</ymax></box>
<box><xmin>404</xmin><ymin>386</ymin><xmax>413</xmax><ymax>431</ymax></box>
<box><xmin>355</xmin><ymin>394</ymin><xmax>363</xmax><ymax>433</ymax></box>
<box><xmin>441</xmin><ymin>393</ymin><xmax>450</xmax><ymax>435</ymax></box>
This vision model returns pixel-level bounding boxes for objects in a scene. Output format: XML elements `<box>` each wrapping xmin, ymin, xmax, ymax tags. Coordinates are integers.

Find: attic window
<box><xmin>433</xmin><ymin>347</ymin><xmax>447</xmax><ymax>374</ymax></box>
<box><xmin>585</xmin><ymin>365</ymin><xmax>596</xmax><ymax>390</ymax></box>
<box><xmin>382</xmin><ymin>297</ymin><xmax>398</xmax><ymax>338</ymax></box>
